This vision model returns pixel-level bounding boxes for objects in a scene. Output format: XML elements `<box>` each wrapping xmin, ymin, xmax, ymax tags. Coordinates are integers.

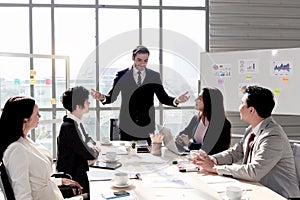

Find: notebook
<box><xmin>157</xmin><ymin>124</ymin><xmax>189</xmax><ymax>155</ymax></box>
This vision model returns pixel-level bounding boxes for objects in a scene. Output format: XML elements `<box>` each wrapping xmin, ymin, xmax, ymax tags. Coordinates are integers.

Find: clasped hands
<box><xmin>190</xmin><ymin>149</ymin><xmax>218</xmax><ymax>174</ymax></box>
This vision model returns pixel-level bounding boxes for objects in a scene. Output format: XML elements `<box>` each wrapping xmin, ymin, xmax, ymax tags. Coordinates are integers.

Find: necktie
<box><xmin>243</xmin><ymin>132</ymin><xmax>256</xmax><ymax>164</ymax></box>
<box><xmin>248</xmin><ymin>133</ymin><xmax>255</xmax><ymax>149</ymax></box>
<box><xmin>137</xmin><ymin>71</ymin><xmax>142</xmax><ymax>87</ymax></box>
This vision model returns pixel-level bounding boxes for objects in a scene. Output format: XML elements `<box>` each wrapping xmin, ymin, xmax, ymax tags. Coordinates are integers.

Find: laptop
<box><xmin>157</xmin><ymin>124</ymin><xmax>189</xmax><ymax>155</ymax></box>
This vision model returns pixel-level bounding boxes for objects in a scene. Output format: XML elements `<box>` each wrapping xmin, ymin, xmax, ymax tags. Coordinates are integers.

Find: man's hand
<box><xmin>191</xmin><ymin>149</ymin><xmax>217</xmax><ymax>174</ymax></box>
<box><xmin>91</xmin><ymin>89</ymin><xmax>105</xmax><ymax>101</ymax></box>
<box><xmin>176</xmin><ymin>91</ymin><xmax>190</xmax><ymax>104</ymax></box>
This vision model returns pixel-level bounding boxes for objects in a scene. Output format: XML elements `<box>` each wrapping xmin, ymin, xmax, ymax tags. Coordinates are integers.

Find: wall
<box><xmin>209</xmin><ymin>0</ymin><xmax>300</xmax><ymax>52</ymax></box>
<box><xmin>209</xmin><ymin>0</ymin><xmax>300</xmax><ymax>143</ymax></box>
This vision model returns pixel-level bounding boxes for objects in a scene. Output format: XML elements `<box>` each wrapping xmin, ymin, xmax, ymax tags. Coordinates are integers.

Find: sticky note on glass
<box><xmin>30</xmin><ymin>79</ymin><xmax>36</xmax><ymax>85</ymax></box>
<box><xmin>50</xmin><ymin>98</ymin><xmax>56</xmax><ymax>105</ymax></box>
<box><xmin>14</xmin><ymin>78</ymin><xmax>20</xmax><ymax>85</ymax></box>
<box><xmin>273</xmin><ymin>88</ymin><xmax>281</xmax><ymax>95</ymax></box>
<box><xmin>218</xmin><ymin>78</ymin><xmax>224</xmax><ymax>85</ymax></box>
<box><xmin>245</xmin><ymin>75</ymin><xmax>252</xmax><ymax>81</ymax></box>
<box><xmin>30</xmin><ymin>70</ymin><xmax>36</xmax><ymax>77</ymax></box>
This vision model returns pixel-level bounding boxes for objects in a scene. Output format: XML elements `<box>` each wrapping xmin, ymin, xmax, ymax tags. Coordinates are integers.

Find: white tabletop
<box><xmin>89</xmin><ymin>141</ymin><xmax>285</xmax><ymax>200</ymax></box>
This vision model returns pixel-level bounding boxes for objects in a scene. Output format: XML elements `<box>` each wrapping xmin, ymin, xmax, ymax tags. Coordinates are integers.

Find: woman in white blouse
<box><xmin>0</xmin><ymin>96</ymin><xmax>83</xmax><ymax>200</ymax></box>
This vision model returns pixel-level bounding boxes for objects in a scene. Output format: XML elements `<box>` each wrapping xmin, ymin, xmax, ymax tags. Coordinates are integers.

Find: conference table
<box><xmin>88</xmin><ymin>141</ymin><xmax>285</xmax><ymax>200</ymax></box>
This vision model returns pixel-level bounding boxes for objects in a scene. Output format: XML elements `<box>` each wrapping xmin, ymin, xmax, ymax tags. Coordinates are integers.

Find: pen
<box><xmin>179</xmin><ymin>168</ymin><xmax>199</xmax><ymax>172</ymax></box>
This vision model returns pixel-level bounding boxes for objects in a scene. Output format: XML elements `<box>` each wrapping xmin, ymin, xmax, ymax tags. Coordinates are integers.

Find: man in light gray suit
<box><xmin>192</xmin><ymin>85</ymin><xmax>299</xmax><ymax>198</ymax></box>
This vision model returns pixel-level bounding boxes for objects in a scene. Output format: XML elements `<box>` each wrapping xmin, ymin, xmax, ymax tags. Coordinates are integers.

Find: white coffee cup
<box><xmin>114</xmin><ymin>172</ymin><xmax>129</xmax><ymax>186</ymax></box>
<box><xmin>226</xmin><ymin>186</ymin><xmax>243</xmax><ymax>200</ymax></box>
<box><xmin>106</xmin><ymin>151</ymin><xmax>117</xmax><ymax>161</ymax></box>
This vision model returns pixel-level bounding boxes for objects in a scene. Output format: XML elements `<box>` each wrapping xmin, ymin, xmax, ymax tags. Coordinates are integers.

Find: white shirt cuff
<box><xmin>51</xmin><ymin>177</ymin><xmax>62</xmax><ymax>186</ymax></box>
<box><xmin>173</xmin><ymin>98</ymin><xmax>178</xmax><ymax>106</ymax></box>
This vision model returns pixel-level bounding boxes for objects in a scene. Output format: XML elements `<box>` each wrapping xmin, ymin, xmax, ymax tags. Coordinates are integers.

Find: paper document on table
<box><xmin>124</xmin><ymin>153</ymin><xmax>167</xmax><ymax>164</ymax></box>
<box><xmin>87</xmin><ymin>170</ymin><xmax>115</xmax><ymax>181</ymax></box>
<box><xmin>87</xmin><ymin>170</ymin><xmax>138</xmax><ymax>181</ymax></box>
<box><xmin>199</xmin><ymin>174</ymin><xmax>238</xmax><ymax>184</ymax></box>
<box><xmin>143</xmin><ymin>176</ymin><xmax>193</xmax><ymax>189</ymax></box>
<box><xmin>101</xmin><ymin>146</ymin><xmax>128</xmax><ymax>155</ymax></box>
<box><xmin>198</xmin><ymin>175</ymin><xmax>253</xmax><ymax>193</ymax></box>
<box><xmin>142</xmin><ymin>170</ymin><xmax>193</xmax><ymax>189</ymax></box>
<box><xmin>208</xmin><ymin>181</ymin><xmax>252</xmax><ymax>193</ymax></box>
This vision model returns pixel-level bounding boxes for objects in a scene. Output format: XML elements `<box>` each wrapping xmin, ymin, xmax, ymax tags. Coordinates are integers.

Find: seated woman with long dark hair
<box><xmin>0</xmin><ymin>96</ymin><xmax>83</xmax><ymax>200</ymax></box>
<box><xmin>175</xmin><ymin>87</ymin><xmax>231</xmax><ymax>155</ymax></box>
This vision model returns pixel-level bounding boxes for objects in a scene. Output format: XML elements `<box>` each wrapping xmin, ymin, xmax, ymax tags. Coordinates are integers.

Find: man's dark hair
<box><xmin>61</xmin><ymin>86</ymin><xmax>89</xmax><ymax>112</ymax></box>
<box><xmin>132</xmin><ymin>45</ymin><xmax>150</xmax><ymax>59</ymax></box>
<box><xmin>245</xmin><ymin>85</ymin><xmax>275</xmax><ymax>118</ymax></box>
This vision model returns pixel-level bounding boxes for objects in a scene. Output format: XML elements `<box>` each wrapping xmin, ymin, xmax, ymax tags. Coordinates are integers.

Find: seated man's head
<box><xmin>239</xmin><ymin>85</ymin><xmax>275</xmax><ymax>122</ymax></box>
<box><xmin>61</xmin><ymin>86</ymin><xmax>90</xmax><ymax>114</ymax></box>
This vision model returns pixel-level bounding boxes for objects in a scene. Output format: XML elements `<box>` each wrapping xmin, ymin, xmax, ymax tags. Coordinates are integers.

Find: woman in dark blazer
<box><xmin>57</xmin><ymin>86</ymin><xmax>100</xmax><ymax>198</ymax></box>
<box><xmin>175</xmin><ymin>87</ymin><xmax>231</xmax><ymax>155</ymax></box>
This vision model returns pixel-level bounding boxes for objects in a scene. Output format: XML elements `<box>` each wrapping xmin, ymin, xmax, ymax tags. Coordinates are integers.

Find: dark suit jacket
<box><xmin>103</xmin><ymin>67</ymin><xmax>176</xmax><ymax>139</ymax></box>
<box><xmin>178</xmin><ymin>115</ymin><xmax>231</xmax><ymax>154</ymax></box>
<box><xmin>56</xmin><ymin>116</ymin><xmax>99</xmax><ymax>194</ymax></box>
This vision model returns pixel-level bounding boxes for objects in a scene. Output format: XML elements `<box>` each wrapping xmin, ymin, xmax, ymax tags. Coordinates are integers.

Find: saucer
<box><xmin>101</xmin><ymin>141</ymin><xmax>112</xmax><ymax>146</ymax></box>
<box><xmin>111</xmin><ymin>181</ymin><xmax>132</xmax><ymax>188</ymax></box>
<box><xmin>103</xmin><ymin>157</ymin><xmax>120</xmax><ymax>163</ymax></box>
<box><xmin>221</xmin><ymin>194</ymin><xmax>249</xmax><ymax>200</ymax></box>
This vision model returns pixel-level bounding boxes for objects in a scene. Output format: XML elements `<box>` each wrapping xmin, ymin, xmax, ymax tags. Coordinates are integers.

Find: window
<box><xmin>0</xmin><ymin>2</ymin><xmax>207</xmax><ymax>158</ymax></box>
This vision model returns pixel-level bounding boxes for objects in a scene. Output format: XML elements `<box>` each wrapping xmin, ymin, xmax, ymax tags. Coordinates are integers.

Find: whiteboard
<box><xmin>200</xmin><ymin>47</ymin><xmax>300</xmax><ymax>115</ymax></box>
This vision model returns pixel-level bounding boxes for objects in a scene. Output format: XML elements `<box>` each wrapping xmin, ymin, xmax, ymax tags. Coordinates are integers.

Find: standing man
<box><xmin>91</xmin><ymin>45</ymin><xmax>189</xmax><ymax>144</ymax></box>
<box><xmin>191</xmin><ymin>85</ymin><xmax>299</xmax><ymax>198</ymax></box>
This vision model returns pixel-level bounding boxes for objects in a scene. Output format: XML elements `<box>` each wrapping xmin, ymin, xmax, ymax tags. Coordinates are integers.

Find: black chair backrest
<box><xmin>110</xmin><ymin>118</ymin><xmax>120</xmax><ymax>141</ymax></box>
<box><xmin>0</xmin><ymin>161</ymin><xmax>16</xmax><ymax>200</ymax></box>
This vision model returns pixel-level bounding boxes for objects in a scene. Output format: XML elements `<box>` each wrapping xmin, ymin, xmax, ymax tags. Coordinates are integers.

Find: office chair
<box><xmin>288</xmin><ymin>143</ymin><xmax>300</xmax><ymax>200</ymax></box>
<box><xmin>0</xmin><ymin>161</ymin><xmax>16</xmax><ymax>200</ymax></box>
<box><xmin>51</xmin><ymin>172</ymin><xmax>82</xmax><ymax>198</ymax></box>
<box><xmin>293</xmin><ymin>143</ymin><xmax>300</xmax><ymax>187</ymax></box>
<box><xmin>110</xmin><ymin>118</ymin><xmax>120</xmax><ymax>141</ymax></box>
